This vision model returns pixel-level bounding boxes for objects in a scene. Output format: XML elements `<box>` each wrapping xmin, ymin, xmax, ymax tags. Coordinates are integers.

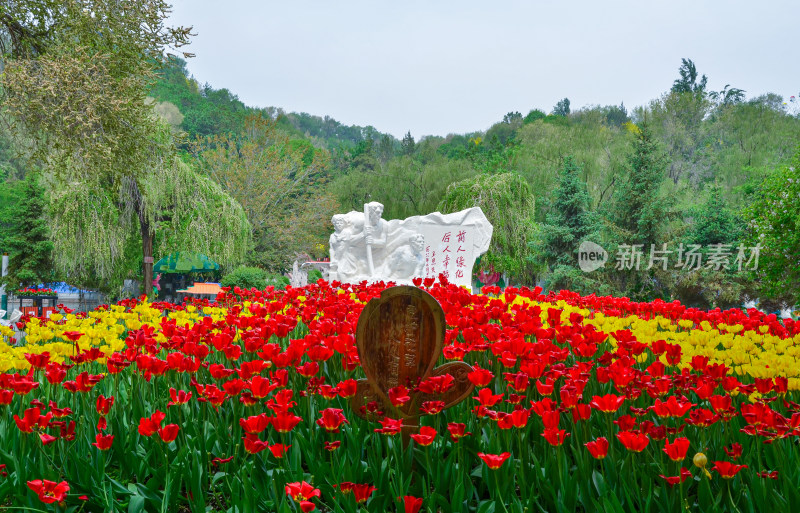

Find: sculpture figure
<box><xmin>382</xmin><ymin>233</ymin><xmax>425</xmax><ymax>279</ymax></box>
<box><xmin>328</xmin><ymin>202</ymin><xmax>492</xmax><ymax>287</ymax></box>
<box><xmin>329</xmin><ymin>214</ymin><xmax>358</xmax><ymax>282</ymax></box>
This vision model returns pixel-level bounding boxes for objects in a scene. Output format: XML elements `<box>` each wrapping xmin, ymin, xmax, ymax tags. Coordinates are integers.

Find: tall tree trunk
<box><xmin>140</xmin><ymin>214</ymin><xmax>154</xmax><ymax>300</ymax></box>
<box><xmin>131</xmin><ymin>178</ymin><xmax>155</xmax><ymax>300</ymax></box>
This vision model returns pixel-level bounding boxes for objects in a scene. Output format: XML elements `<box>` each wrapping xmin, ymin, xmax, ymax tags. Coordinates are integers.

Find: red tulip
<box><xmin>659</xmin><ymin>468</ymin><xmax>692</xmax><ymax>486</ymax></box>
<box><xmin>48</xmin><ymin>401</ymin><xmax>72</xmax><ymax>418</ymax></box>
<box><xmin>268</xmin><ymin>443</ymin><xmax>291</xmax><ymax>458</ymax></box>
<box><xmin>651</xmin><ymin>396</ymin><xmax>695</xmax><ymax>418</ymax></box>
<box><xmin>240</xmin><ymin>413</ymin><xmax>270</xmax><ymax>434</ymax></box>
<box><xmin>296</xmin><ymin>361</ymin><xmax>319</xmax><ymax>377</ymax></box>
<box><xmin>286</xmin><ymin>481</ymin><xmax>321</xmax><ymax>508</ymax></box>
<box><xmin>723</xmin><ymin>443</ymin><xmax>743</xmax><ymax>460</ymax></box>
<box><xmin>417</xmin><ymin>374</ymin><xmax>455</xmax><ymax>394</ymax></box>
<box><xmin>27</xmin><ymin>479</ymin><xmax>69</xmax><ymax>505</ymax></box>
<box><xmin>541</xmin><ymin>428</ymin><xmax>570</xmax><ymax>446</ymax></box>
<box><xmin>585</xmin><ymin>437</ymin><xmax>609</xmax><ymax>459</ymax></box>
<box><xmin>510</xmin><ymin>408</ymin><xmax>530</xmax><ymax>428</ymax></box>
<box><xmin>96</xmin><ymin>394</ymin><xmax>114</xmax><ymax>416</ymax></box>
<box><xmin>212</xmin><ymin>456</ymin><xmax>234</xmax><ymax>466</ymax></box>
<box><xmin>352</xmin><ymin>483</ymin><xmax>377</xmax><ymax>503</ymax></box>
<box><xmin>337</xmin><ymin>379</ymin><xmax>358</xmax><ymax>399</ymax></box>
<box><xmin>708</xmin><ymin>394</ymin><xmax>732</xmax><ymax>413</ymax></box>
<box><xmin>589</xmin><ymin>394</ymin><xmax>625</xmax><ymax>413</ymax></box>
<box><xmin>447</xmin><ymin>422</ymin><xmax>472</xmax><ymax>442</ymax></box>
<box><xmin>617</xmin><ymin>431</ymin><xmax>649</xmax><ymax>452</ymax></box>
<box><xmin>270</xmin><ymin>412</ymin><xmax>302</xmax><ymax>433</ymax></box>
<box><xmin>388</xmin><ymin>386</ymin><xmax>411</xmax><ymax>406</ymax></box>
<box><xmin>316</xmin><ymin>408</ymin><xmax>348</xmax><ymax>433</ymax></box>
<box><xmin>663</xmin><ymin>437</ymin><xmax>690</xmax><ymax>462</ymax></box>
<box><xmin>93</xmin><ymin>433</ymin><xmax>114</xmax><ymax>450</ymax></box>
<box><xmin>39</xmin><ymin>433</ymin><xmax>58</xmax><ymax>445</ymax></box>
<box><xmin>158</xmin><ymin>424</ymin><xmax>180</xmax><ymax>443</ymax></box>
<box><xmin>712</xmin><ymin>461</ymin><xmax>748</xmax><ymax>479</ymax></box>
<box><xmin>420</xmin><ymin>401</ymin><xmax>445</xmax><ymax>415</ymax></box>
<box><xmin>243</xmin><ymin>434</ymin><xmax>269</xmax><ymax>454</ymax></box>
<box><xmin>401</xmin><ymin>495</ymin><xmax>424</xmax><ymax>513</ymax></box>
<box><xmin>374</xmin><ymin>417</ymin><xmax>403</xmax><ymax>436</ymax></box>
<box><xmin>468</xmin><ymin>366</ymin><xmax>494</xmax><ymax>387</ymax></box>
<box><xmin>0</xmin><ymin>389</ymin><xmax>13</xmax><ymax>405</ymax></box>
<box><xmin>478</xmin><ymin>452</ymin><xmax>511</xmax><ymax>469</ymax></box>
<box><xmin>410</xmin><ymin>426</ymin><xmax>437</xmax><ymax>446</ymax></box>
<box><xmin>474</xmin><ymin>387</ymin><xmax>503</xmax><ymax>407</ymax></box>
<box><xmin>14</xmin><ymin>408</ymin><xmax>52</xmax><ymax>433</ymax></box>
<box><xmin>168</xmin><ymin>388</ymin><xmax>193</xmax><ymax>407</ymax></box>
<box><xmin>24</xmin><ymin>352</ymin><xmax>51</xmax><ymax>369</ymax></box>
<box><xmin>138</xmin><ymin>411</ymin><xmax>166</xmax><ymax>437</ymax></box>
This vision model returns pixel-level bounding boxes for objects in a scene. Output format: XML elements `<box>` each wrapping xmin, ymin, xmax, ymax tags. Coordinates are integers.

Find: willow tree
<box><xmin>47</xmin><ymin>157</ymin><xmax>251</xmax><ymax>294</ymax></box>
<box><xmin>0</xmin><ymin>1</ymin><xmax>243</xmax><ymax>296</ymax></box>
<box><xmin>438</xmin><ymin>172</ymin><xmax>539</xmax><ymax>284</ymax></box>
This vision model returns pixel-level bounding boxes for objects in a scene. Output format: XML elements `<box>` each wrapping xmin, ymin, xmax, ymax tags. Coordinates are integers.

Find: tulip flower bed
<box><xmin>1</xmin><ymin>279</ymin><xmax>800</xmax><ymax>512</ymax></box>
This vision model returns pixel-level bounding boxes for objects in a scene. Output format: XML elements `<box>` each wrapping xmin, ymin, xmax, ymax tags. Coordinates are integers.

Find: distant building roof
<box><xmin>176</xmin><ymin>282</ymin><xmax>223</xmax><ymax>296</ymax></box>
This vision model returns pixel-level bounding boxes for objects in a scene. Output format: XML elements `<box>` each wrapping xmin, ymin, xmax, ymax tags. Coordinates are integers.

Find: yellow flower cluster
<box><xmin>0</xmin><ymin>302</ymin><xmax>162</xmax><ymax>372</ymax></box>
<box><xmin>517</xmin><ymin>298</ymin><xmax>800</xmax><ymax>390</ymax></box>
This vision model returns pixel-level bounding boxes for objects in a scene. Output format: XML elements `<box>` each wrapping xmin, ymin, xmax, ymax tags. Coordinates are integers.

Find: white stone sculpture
<box><xmin>328</xmin><ymin>202</ymin><xmax>493</xmax><ymax>288</ymax></box>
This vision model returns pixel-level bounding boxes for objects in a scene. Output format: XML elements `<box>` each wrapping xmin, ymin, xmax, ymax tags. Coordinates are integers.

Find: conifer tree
<box><xmin>2</xmin><ymin>173</ymin><xmax>54</xmax><ymax>290</ymax></box>
<box><xmin>534</xmin><ymin>156</ymin><xmax>601</xmax><ymax>292</ymax></box>
<box><xmin>605</xmin><ymin>123</ymin><xmax>671</xmax><ymax>299</ymax></box>
<box><xmin>608</xmin><ymin>123</ymin><xmax>670</xmax><ymax>248</ymax></box>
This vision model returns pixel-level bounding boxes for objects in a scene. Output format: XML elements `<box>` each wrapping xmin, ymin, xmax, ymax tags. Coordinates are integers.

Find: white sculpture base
<box><xmin>329</xmin><ymin>204</ymin><xmax>492</xmax><ymax>289</ymax></box>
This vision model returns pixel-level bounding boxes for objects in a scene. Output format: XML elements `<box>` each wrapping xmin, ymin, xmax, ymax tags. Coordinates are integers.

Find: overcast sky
<box><xmin>168</xmin><ymin>1</ymin><xmax>799</xmax><ymax>139</ymax></box>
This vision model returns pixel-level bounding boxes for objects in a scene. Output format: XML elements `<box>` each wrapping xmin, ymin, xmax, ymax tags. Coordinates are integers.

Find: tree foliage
<box><xmin>193</xmin><ymin>115</ymin><xmax>336</xmax><ymax>271</ymax></box>
<box><xmin>0</xmin><ymin>0</ymin><xmax>192</xmax><ymax>182</ymax></box>
<box><xmin>438</xmin><ymin>173</ymin><xmax>537</xmax><ymax>281</ymax></box>
<box><xmin>742</xmin><ymin>147</ymin><xmax>800</xmax><ymax>305</ymax></box>
<box><xmin>552</xmin><ymin>98</ymin><xmax>571</xmax><ymax>117</ymax></box>
<box><xmin>671</xmin><ymin>58</ymin><xmax>707</xmax><ymax>95</ymax></box>
<box><xmin>1</xmin><ymin>172</ymin><xmax>54</xmax><ymax>290</ymax></box>
<box><xmin>47</xmin><ymin>158</ymin><xmax>250</xmax><ymax>294</ymax></box>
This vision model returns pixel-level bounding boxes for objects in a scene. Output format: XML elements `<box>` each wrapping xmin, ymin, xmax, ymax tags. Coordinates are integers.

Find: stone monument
<box><xmin>329</xmin><ymin>203</ymin><xmax>492</xmax><ymax>288</ymax></box>
<box><xmin>350</xmin><ymin>286</ymin><xmax>474</xmax><ymax>442</ymax></box>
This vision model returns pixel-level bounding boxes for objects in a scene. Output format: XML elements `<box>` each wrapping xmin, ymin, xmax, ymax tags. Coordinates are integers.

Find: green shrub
<box><xmin>220</xmin><ymin>266</ymin><xmax>267</xmax><ymax>290</ymax></box>
<box><xmin>307</xmin><ymin>268</ymin><xmax>323</xmax><ymax>283</ymax></box>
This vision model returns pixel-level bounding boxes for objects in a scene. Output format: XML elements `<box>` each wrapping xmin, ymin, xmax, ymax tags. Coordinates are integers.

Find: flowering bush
<box><xmin>0</xmin><ymin>278</ymin><xmax>799</xmax><ymax>511</ymax></box>
<box><xmin>15</xmin><ymin>288</ymin><xmax>57</xmax><ymax>297</ymax></box>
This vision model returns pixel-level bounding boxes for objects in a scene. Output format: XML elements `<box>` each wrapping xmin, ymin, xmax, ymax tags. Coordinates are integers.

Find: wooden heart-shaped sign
<box><xmin>351</xmin><ymin>286</ymin><xmax>474</xmax><ymax>425</ymax></box>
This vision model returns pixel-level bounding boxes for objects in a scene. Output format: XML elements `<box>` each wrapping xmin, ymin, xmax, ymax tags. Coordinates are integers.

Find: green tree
<box><xmin>0</xmin><ymin>1</ymin><xmax>249</xmax><ymax>297</ymax></box>
<box><xmin>401</xmin><ymin>131</ymin><xmax>415</xmax><ymax>156</ymax></box>
<box><xmin>1</xmin><ymin>172</ymin><xmax>54</xmax><ymax>290</ymax></box>
<box><xmin>709</xmin><ymin>85</ymin><xmax>746</xmax><ymax>107</ymax></box>
<box><xmin>523</xmin><ymin>109</ymin><xmax>546</xmax><ymax>124</ymax></box>
<box><xmin>533</xmin><ymin>157</ymin><xmax>601</xmax><ymax>292</ymax></box>
<box><xmin>47</xmin><ymin>157</ymin><xmax>251</xmax><ymax>295</ymax></box>
<box><xmin>552</xmin><ymin>98</ymin><xmax>571</xmax><ymax>117</ymax></box>
<box><xmin>608</xmin><ymin>124</ymin><xmax>670</xmax><ymax>246</ymax></box>
<box><xmin>687</xmin><ymin>184</ymin><xmax>742</xmax><ymax>246</ymax></box>
<box><xmin>503</xmin><ymin>111</ymin><xmax>522</xmax><ymax>124</ymax></box>
<box><xmin>438</xmin><ymin>172</ymin><xmax>538</xmax><ymax>283</ymax></box>
<box><xmin>605</xmin><ymin>124</ymin><xmax>672</xmax><ymax>299</ymax></box>
<box><xmin>193</xmin><ymin>115</ymin><xmax>336</xmax><ymax>271</ymax></box>
<box><xmin>671</xmin><ymin>58</ymin><xmax>707</xmax><ymax>94</ymax></box>
<box><xmin>742</xmin><ymin>146</ymin><xmax>800</xmax><ymax>304</ymax></box>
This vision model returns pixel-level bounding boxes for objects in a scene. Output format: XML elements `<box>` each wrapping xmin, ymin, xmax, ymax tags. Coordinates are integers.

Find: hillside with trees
<box><xmin>2</xmin><ymin>33</ymin><xmax>799</xmax><ymax>309</ymax></box>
